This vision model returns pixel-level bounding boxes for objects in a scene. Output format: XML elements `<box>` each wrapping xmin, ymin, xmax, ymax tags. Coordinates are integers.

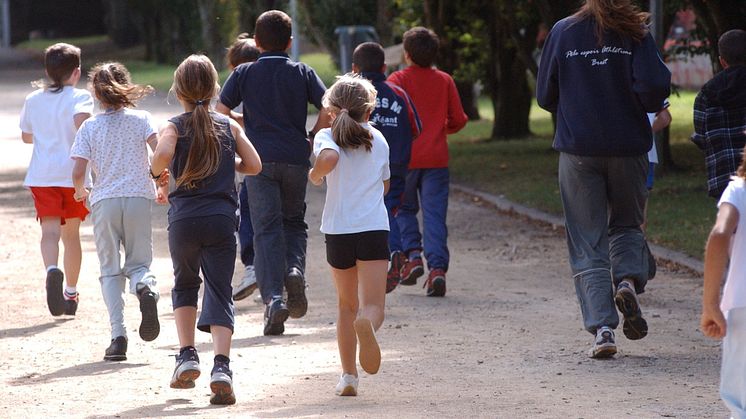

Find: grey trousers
<box><xmin>91</xmin><ymin>197</ymin><xmax>158</xmax><ymax>339</ymax></box>
<box><xmin>558</xmin><ymin>153</ymin><xmax>652</xmax><ymax>334</ymax></box>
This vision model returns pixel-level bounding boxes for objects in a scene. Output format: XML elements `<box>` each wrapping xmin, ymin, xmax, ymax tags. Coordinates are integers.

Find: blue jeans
<box><xmin>397</xmin><ymin>168</ymin><xmax>450</xmax><ymax>270</ymax></box>
<box><xmin>245</xmin><ymin>163</ymin><xmax>308</xmax><ymax>303</ymax></box>
<box><xmin>238</xmin><ymin>178</ymin><xmax>254</xmax><ymax>266</ymax></box>
<box><xmin>384</xmin><ymin>171</ymin><xmax>406</xmax><ymax>253</ymax></box>
<box><xmin>558</xmin><ymin>152</ymin><xmax>651</xmax><ymax>334</ymax></box>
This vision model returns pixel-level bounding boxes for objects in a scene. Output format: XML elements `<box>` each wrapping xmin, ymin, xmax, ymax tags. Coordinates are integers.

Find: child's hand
<box><xmin>308</xmin><ymin>168</ymin><xmax>323</xmax><ymax>186</ymax></box>
<box><xmin>155</xmin><ymin>184</ymin><xmax>169</xmax><ymax>205</ymax></box>
<box><xmin>73</xmin><ymin>187</ymin><xmax>89</xmax><ymax>202</ymax></box>
<box><xmin>156</xmin><ymin>168</ymin><xmax>170</xmax><ymax>187</ymax></box>
<box><xmin>700</xmin><ymin>305</ymin><xmax>727</xmax><ymax>339</ymax></box>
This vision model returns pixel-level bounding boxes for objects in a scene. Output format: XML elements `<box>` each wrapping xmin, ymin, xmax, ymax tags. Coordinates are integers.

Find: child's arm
<box><xmin>309</xmin><ymin>107</ymin><xmax>332</xmax><ymax>139</ymax></box>
<box><xmin>71</xmin><ymin>157</ymin><xmax>89</xmax><ymax>202</ymax></box>
<box><xmin>309</xmin><ymin>149</ymin><xmax>339</xmax><ymax>186</ymax></box>
<box><xmin>151</xmin><ymin>123</ymin><xmax>177</xmax><ymax>181</ymax></box>
<box><xmin>445</xmin><ymin>78</ymin><xmax>468</xmax><ymax>134</ymax></box>
<box><xmin>651</xmin><ymin>109</ymin><xmax>672</xmax><ymax>134</ymax></box>
<box><xmin>74</xmin><ymin>113</ymin><xmax>91</xmax><ymax>130</ymax></box>
<box><xmin>146</xmin><ymin>133</ymin><xmax>158</xmax><ymax>153</ymax></box>
<box><xmin>215</xmin><ymin>102</ymin><xmax>244</xmax><ymax>127</ymax></box>
<box><xmin>229</xmin><ymin>118</ymin><xmax>262</xmax><ymax>175</ymax></box>
<box><xmin>383</xmin><ymin>179</ymin><xmax>390</xmax><ymax>195</ymax></box>
<box><xmin>700</xmin><ymin>202</ymin><xmax>738</xmax><ymax>339</ymax></box>
<box><xmin>691</xmin><ymin>91</ymin><xmax>708</xmax><ymax>150</ymax></box>
<box><xmin>21</xmin><ymin>132</ymin><xmax>33</xmax><ymax>143</ymax></box>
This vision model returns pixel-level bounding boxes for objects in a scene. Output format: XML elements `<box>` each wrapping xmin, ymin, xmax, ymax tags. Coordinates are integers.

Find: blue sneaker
<box><xmin>264</xmin><ymin>297</ymin><xmax>289</xmax><ymax>336</ymax></box>
<box><xmin>170</xmin><ymin>346</ymin><xmax>201</xmax><ymax>389</ymax></box>
<box><xmin>209</xmin><ymin>361</ymin><xmax>236</xmax><ymax>405</ymax></box>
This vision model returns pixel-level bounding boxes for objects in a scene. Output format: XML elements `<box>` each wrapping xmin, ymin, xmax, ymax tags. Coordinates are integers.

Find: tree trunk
<box><xmin>456</xmin><ymin>80</ymin><xmax>480</xmax><ymax>120</ymax></box>
<box><xmin>197</xmin><ymin>0</ymin><xmax>224</xmax><ymax>70</ymax></box>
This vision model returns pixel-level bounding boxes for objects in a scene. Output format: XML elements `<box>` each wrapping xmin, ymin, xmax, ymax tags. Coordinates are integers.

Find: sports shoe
<box><xmin>615</xmin><ymin>280</ymin><xmax>648</xmax><ymax>340</ymax></box>
<box><xmin>264</xmin><ymin>297</ymin><xmax>290</xmax><ymax>336</ymax></box>
<box><xmin>104</xmin><ymin>336</ymin><xmax>128</xmax><ymax>361</ymax></box>
<box><xmin>335</xmin><ymin>373</ymin><xmax>359</xmax><ymax>396</ymax></box>
<box><xmin>233</xmin><ymin>265</ymin><xmax>258</xmax><ymax>301</ymax></box>
<box><xmin>399</xmin><ymin>256</ymin><xmax>424</xmax><ymax>286</ymax></box>
<box><xmin>285</xmin><ymin>267</ymin><xmax>308</xmax><ymax>319</ymax></box>
<box><xmin>63</xmin><ymin>290</ymin><xmax>79</xmax><ymax>316</ymax></box>
<box><xmin>424</xmin><ymin>268</ymin><xmax>446</xmax><ymax>297</ymax></box>
<box><xmin>386</xmin><ymin>251</ymin><xmax>407</xmax><ymax>294</ymax></box>
<box><xmin>589</xmin><ymin>326</ymin><xmax>617</xmax><ymax>359</ymax></box>
<box><xmin>353</xmin><ymin>318</ymin><xmax>381</xmax><ymax>374</ymax></box>
<box><xmin>209</xmin><ymin>361</ymin><xmax>236</xmax><ymax>405</ymax></box>
<box><xmin>137</xmin><ymin>285</ymin><xmax>160</xmax><ymax>342</ymax></box>
<box><xmin>170</xmin><ymin>346</ymin><xmax>201</xmax><ymax>389</ymax></box>
<box><xmin>45</xmin><ymin>268</ymin><xmax>65</xmax><ymax>316</ymax></box>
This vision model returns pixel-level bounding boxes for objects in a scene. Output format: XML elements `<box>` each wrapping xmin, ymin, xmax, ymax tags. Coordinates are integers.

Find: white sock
<box><xmin>46</xmin><ymin>265</ymin><xmax>58</xmax><ymax>272</ymax></box>
<box><xmin>64</xmin><ymin>286</ymin><xmax>77</xmax><ymax>297</ymax></box>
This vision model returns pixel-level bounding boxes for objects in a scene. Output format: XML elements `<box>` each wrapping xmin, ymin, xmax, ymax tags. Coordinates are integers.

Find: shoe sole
<box><xmin>210</xmin><ymin>380</ymin><xmax>236</xmax><ymax>405</ymax></box>
<box><xmin>170</xmin><ymin>368</ymin><xmax>201</xmax><ymax>389</ymax></box>
<box><xmin>103</xmin><ymin>354</ymin><xmax>127</xmax><ymax>361</ymax></box>
<box><xmin>427</xmin><ymin>277</ymin><xmax>446</xmax><ymax>297</ymax></box>
<box><xmin>399</xmin><ymin>264</ymin><xmax>423</xmax><ymax>286</ymax></box>
<box><xmin>139</xmin><ymin>293</ymin><xmax>160</xmax><ymax>342</ymax></box>
<box><xmin>264</xmin><ymin>306</ymin><xmax>290</xmax><ymax>336</ymax></box>
<box><xmin>285</xmin><ymin>273</ymin><xmax>308</xmax><ymax>319</ymax></box>
<box><xmin>354</xmin><ymin>318</ymin><xmax>381</xmax><ymax>375</ymax></box>
<box><xmin>46</xmin><ymin>270</ymin><xmax>65</xmax><ymax>316</ymax></box>
<box><xmin>615</xmin><ymin>287</ymin><xmax>648</xmax><ymax>340</ymax></box>
<box><xmin>590</xmin><ymin>343</ymin><xmax>617</xmax><ymax>359</ymax></box>
<box><xmin>336</xmin><ymin>385</ymin><xmax>357</xmax><ymax>396</ymax></box>
<box><xmin>233</xmin><ymin>282</ymin><xmax>258</xmax><ymax>301</ymax></box>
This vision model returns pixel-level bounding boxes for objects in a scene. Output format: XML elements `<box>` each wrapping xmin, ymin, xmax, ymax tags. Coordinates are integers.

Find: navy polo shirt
<box><xmin>220</xmin><ymin>51</ymin><xmax>326</xmax><ymax>166</ymax></box>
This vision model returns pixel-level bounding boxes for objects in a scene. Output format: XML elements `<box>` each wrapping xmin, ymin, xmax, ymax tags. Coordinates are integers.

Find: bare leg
<box><xmin>60</xmin><ymin>217</ymin><xmax>82</xmax><ymax>287</ymax></box>
<box><xmin>357</xmin><ymin>260</ymin><xmax>387</xmax><ymax>330</ymax></box>
<box><xmin>174</xmin><ymin>306</ymin><xmax>197</xmax><ymax>348</ymax></box>
<box><xmin>39</xmin><ymin>217</ymin><xmax>61</xmax><ymax>269</ymax></box>
<box><xmin>211</xmin><ymin>325</ymin><xmax>232</xmax><ymax>357</ymax></box>
<box><xmin>332</xmin><ymin>266</ymin><xmax>359</xmax><ymax>376</ymax></box>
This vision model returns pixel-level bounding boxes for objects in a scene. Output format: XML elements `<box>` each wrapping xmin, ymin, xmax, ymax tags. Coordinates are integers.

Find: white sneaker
<box><xmin>335</xmin><ymin>373</ymin><xmax>358</xmax><ymax>396</ymax></box>
<box><xmin>233</xmin><ymin>265</ymin><xmax>257</xmax><ymax>301</ymax></box>
<box><xmin>589</xmin><ymin>326</ymin><xmax>617</xmax><ymax>359</ymax></box>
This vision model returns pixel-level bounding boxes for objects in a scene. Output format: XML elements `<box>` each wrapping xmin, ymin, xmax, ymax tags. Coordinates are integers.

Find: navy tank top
<box><xmin>167</xmin><ymin>111</ymin><xmax>238</xmax><ymax>225</ymax></box>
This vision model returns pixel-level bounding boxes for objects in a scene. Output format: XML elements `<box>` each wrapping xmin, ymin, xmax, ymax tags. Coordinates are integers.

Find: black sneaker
<box><xmin>615</xmin><ymin>280</ymin><xmax>648</xmax><ymax>340</ymax></box>
<box><xmin>209</xmin><ymin>361</ymin><xmax>236</xmax><ymax>405</ymax></box>
<box><xmin>104</xmin><ymin>336</ymin><xmax>128</xmax><ymax>361</ymax></box>
<box><xmin>63</xmin><ymin>291</ymin><xmax>79</xmax><ymax>316</ymax></box>
<box><xmin>137</xmin><ymin>285</ymin><xmax>160</xmax><ymax>342</ymax></box>
<box><xmin>170</xmin><ymin>346</ymin><xmax>201</xmax><ymax>389</ymax></box>
<box><xmin>285</xmin><ymin>267</ymin><xmax>308</xmax><ymax>319</ymax></box>
<box><xmin>589</xmin><ymin>326</ymin><xmax>617</xmax><ymax>359</ymax></box>
<box><xmin>45</xmin><ymin>268</ymin><xmax>65</xmax><ymax>316</ymax></box>
<box><xmin>264</xmin><ymin>297</ymin><xmax>289</xmax><ymax>336</ymax></box>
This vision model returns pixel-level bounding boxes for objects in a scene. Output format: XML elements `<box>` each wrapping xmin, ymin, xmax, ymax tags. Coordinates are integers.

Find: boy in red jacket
<box><xmin>387</xmin><ymin>27</ymin><xmax>468</xmax><ymax>297</ymax></box>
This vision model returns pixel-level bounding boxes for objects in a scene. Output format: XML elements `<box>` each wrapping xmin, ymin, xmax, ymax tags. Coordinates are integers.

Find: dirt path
<box><xmin>0</xmin><ymin>66</ymin><xmax>726</xmax><ymax>418</ymax></box>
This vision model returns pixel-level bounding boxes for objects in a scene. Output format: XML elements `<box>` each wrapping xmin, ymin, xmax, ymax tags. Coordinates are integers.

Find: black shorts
<box><xmin>325</xmin><ymin>230</ymin><xmax>390</xmax><ymax>269</ymax></box>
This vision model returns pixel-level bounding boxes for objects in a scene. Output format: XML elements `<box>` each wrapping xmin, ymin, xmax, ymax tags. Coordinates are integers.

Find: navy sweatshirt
<box><xmin>536</xmin><ymin>16</ymin><xmax>671</xmax><ymax>157</ymax></box>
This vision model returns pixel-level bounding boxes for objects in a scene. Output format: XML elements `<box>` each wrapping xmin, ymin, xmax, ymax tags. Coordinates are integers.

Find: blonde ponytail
<box><xmin>322</xmin><ymin>74</ymin><xmax>377</xmax><ymax>151</ymax></box>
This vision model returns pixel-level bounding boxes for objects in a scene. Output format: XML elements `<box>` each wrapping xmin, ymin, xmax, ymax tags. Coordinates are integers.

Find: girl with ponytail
<box><xmin>150</xmin><ymin>54</ymin><xmax>261</xmax><ymax>405</ymax></box>
<box><xmin>309</xmin><ymin>74</ymin><xmax>391</xmax><ymax>396</ymax></box>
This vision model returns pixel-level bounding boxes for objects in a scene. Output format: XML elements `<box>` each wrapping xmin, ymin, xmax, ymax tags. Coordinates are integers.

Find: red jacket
<box><xmin>387</xmin><ymin>66</ymin><xmax>468</xmax><ymax>168</ymax></box>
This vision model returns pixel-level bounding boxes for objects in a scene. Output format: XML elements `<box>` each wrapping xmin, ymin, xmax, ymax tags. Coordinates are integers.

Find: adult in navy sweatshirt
<box><xmin>536</xmin><ymin>0</ymin><xmax>671</xmax><ymax>359</ymax></box>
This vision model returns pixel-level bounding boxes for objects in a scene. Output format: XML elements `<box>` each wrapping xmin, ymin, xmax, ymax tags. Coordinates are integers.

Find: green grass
<box><xmin>450</xmin><ymin>92</ymin><xmax>713</xmax><ymax>259</ymax></box>
<box><xmin>16</xmin><ymin>35</ymin><xmax>109</xmax><ymax>52</ymax></box>
<box><xmin>299</xmin><ymin>52</ymin><xmax>339</xmax><ymax>88</ymax></box>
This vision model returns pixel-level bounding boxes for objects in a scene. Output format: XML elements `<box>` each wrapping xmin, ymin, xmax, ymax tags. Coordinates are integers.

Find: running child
<box><xmin>701</xmin><ymin>145</ymin><xmax>746</xmax><ymax>418</ymax></box>
<box><xmin>70</xmin><ymin>62</ymin><xmax>161</xmax><ymax>361</ymax></box>
<box><xmin>309</xmin><ymin>74</ymin><xmax>390</xmax><ymax>396</ymax></box>
<box><xmin>19</xmin><ymin>42</ymin><xmax>93</xmax><ymax>316</ymax></box>
<box><xmin>151</xmin><ymin>54</ymin><xmax>261</xmax><ymax>405</ymax></box>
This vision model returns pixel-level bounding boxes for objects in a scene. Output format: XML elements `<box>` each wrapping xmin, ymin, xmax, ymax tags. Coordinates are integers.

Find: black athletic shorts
<box><xmin>325</xmin><ymin>230</ymin><xmax>390</xmax><ymax>269</ymax></box>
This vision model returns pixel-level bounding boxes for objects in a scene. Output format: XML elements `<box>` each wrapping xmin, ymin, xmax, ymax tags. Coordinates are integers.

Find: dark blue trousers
<box><xmin>238</xmin><ymin>178</ymin><xmax>255</xmax><ymax>266</ymax></box>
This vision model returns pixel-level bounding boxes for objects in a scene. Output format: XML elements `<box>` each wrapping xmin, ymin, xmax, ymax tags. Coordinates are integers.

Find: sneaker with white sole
<box><xmin>170</xmin><ymin>346</ymin><xmax>201</xmax><ymax>389</ymax></box>
<box><xmin>615</xmin><ymin>280</ymin><xmax>648</xmax><ymax>340</ymax></box>
<box><xmin>233</xmin><ymin>265</ymin><xmax>258</xmax><ymax>301</ymax></box>
<box><xmin>589</xmin><ymin>326</ymin><xmax>617</xmax><ymax>359</ymax></box>
<box><xmin>335</xmin><ymin>373</ymin><xmax>358</xmax><ymax>396</ymax></box>
<box><xmin>209</xmin><ymin>360</ymin><xmax>236</xmax><ymax>405</ymax></box>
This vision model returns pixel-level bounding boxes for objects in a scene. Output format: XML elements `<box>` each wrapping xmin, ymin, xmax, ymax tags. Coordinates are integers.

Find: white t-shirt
<box><xmin>70</xmin><ymin>108</ymin><xmax>158</xmax><ymax>206</ymax></box>
<box><xmin>20</xmin><ymin>86</ymin><xmax>94</xmax><ymax>187</ymax></box>
<box><xmin>313</xmin><ymin>123</ymin><xmax>390</xmax><ymax>235</ymax></box>
<box><xmin>719</xmin><ymin>178</ymin><xmax>746</xmax><ymax>314</ymax></box>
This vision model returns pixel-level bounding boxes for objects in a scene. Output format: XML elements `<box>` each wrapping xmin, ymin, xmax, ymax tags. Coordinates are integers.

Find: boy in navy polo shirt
<box><xmin>352</xmin><ymin>42</ymin><xmax>421</xmax><ymax>294</ymax></box>
<box><xmin>217</xmin><ymin>10</ymin><xmax>330</xmax><ymax>335</ymax></box>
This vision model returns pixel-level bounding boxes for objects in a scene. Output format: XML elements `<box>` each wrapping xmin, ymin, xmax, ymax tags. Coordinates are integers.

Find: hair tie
<box><xmin>339</xmin><ymin>108</ymin><xmax>349</xmax><ymax>114</ymax></box>
<box><xmin>195</xmin><ymin>99</ymin><xmax>206</xmax><ymax>105</ymax></box>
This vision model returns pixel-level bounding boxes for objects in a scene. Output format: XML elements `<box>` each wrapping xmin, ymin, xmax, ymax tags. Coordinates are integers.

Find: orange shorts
<box><xmin>30</xmin><ymin>187</ymin><xmax>89</xmax><ymax>225</ymax></box>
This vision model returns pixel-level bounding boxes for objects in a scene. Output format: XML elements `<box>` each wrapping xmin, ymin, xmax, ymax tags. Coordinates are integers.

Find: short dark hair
<box><xmin>719</xmin><ymin>29</ymin><xmax>746</xmax><ymax>66</ymax></box>
<box><xmin>352</xmin><ymin>42</ymin><xmax>385</xmax><ymax>73</ymax></box>
<box><xmin>254</xmin><ymin>10</ymin><xmax>292</xmax><ymax>52</ymax></box>
<box><xmin>227</xmin><ymin>33</ymin><xmax>260</xmax><ymax>69</ymax></box>
<box><xmin>41</xmin><ymin>43</ymin><xmax>81</xmax><ymax>92</ymax></box>
<box><xmin>402</xmin><ymin>27</ymin><xmax>439</xmax><ymax>68</ymax></box>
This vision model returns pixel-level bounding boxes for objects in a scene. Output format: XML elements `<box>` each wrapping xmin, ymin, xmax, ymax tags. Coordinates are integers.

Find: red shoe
<box><xmin>424</xmin><ymin>269</ymin><xmax>446</xmax><ymax>297</ymax></box>
<box><xmin>399</xmin><ymin>257</ymin><xmax>424</xmax><ymax>286</ymax></box>
<box><xmin>386</xmin><ymin>251</ymin><xmax>407</xmax><ymax>293</ymax></box>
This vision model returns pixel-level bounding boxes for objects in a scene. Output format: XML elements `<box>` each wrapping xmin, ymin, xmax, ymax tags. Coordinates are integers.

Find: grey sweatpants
<box><xmin>558</xmin><ymin>152</ymin><xmax>652</xmax><ymax>334</ymax></box>
<box><xmin>91</xmin><ymin>197</ymin><xmax>158</xmax><ymax>339</ymax></box>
